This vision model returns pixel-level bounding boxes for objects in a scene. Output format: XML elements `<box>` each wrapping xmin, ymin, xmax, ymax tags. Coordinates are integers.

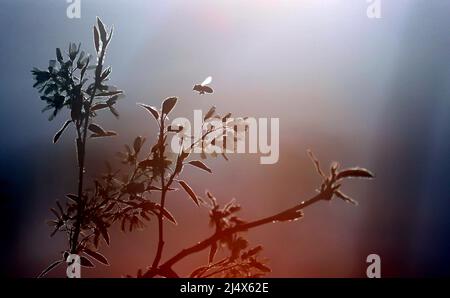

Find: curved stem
<box><xmin>143</xmin><ymin>188</ymin><xmax>333</xmax><ymax>277</ymax></box>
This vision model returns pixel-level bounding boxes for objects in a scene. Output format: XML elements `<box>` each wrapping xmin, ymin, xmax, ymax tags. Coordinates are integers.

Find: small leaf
<box><xmin>65</xmin><ymin>193</ymin><xmax>78</xmax><ymax>203</ymax></box>
<box><xmin>159</xmin><ymin>206</ymin><xmax>177</xmax><ymax>225</ymax></box>
<box><xmin>96</xmin><ymin>90</ymin><xmax>123</xmax><ymax>97</ymax></box>
<box><xmin>84</xmin><ymin>249</ymin><xmax>109</xmax><ymax>265</ymax></box>
<box><xmin>161</xmin><ymin>97</ymin><xmax>177</xmax><ymax>115</ymax></box>
<box><xmin>56</xmin><ymin>48</ymin><xmax>63</xmax><ymax>63</ymax></box>
<box><xmin>91</xmin><ymin>103</ymin><xmax>109</xmax><ymax>111</ymax></box>
<box><xmin>53</xmin><ymin>120</ymin><xmax>72</xmax><ymax>144</ymax></box>
<box><xmin>80</xmin><ymin>256</ymin><xmax>95</xmax><ymax>268</ymax></box>
<box><xmin>109</xmin><ymin>106</ymin><xmax>119</xmax><ymax>118</ymax></box>
<box><xmin>76</xmin><ymin>51</ymin><xmax>86</xmax><ymax>69</ymax></box>
<box><xmin>107</xmin><ymin>27</ymin><xmax>114</xmax><ymax>44</ymax></box>
<box><xmin>336</xmin><ymin>168</ymin><xmax>374</xmax><ymax>180</ymax></box>
<box><xmin>97</xmin><ymin>17</ymin><xmax>108</xmax><ymax>43</ymax></box>
<box><xmin>80</xmin><ymin>56</ymin><xmax>90</xmax><ymax>79</ymax></box>
<box><xmin>209</xmin><ymin>242</ymin><xmax>218</xmax><ymax>263</ymax></box>
<box><xmin>87</xmin><ymin>123</ymin><xmax>117</xmax><ymax>138</ymax></box>
<box><xmin>137</xmin><ymin>103</ymin><xmax>159</xmax><ymax>120</ymax></box>
<box><xmin>93</xmin><ymin>26</ymin><xmax>100</xmax><ymax>52</ymax></box>
<box><xmin>133</xmin><ymin>136</ymin><xmax>144</xmax><ymax>154</ymax></box>
<box><xmin>204</xmin><ymin>106</ymin><xmax>216</xmax><ymax>121</ymax></box>
<box><xmin>178</xmin><ymin>180</ymin><xmax>199</xmax><ymax>206</ymax></box>
<box><xmin>68</xmin><ymin>43</ymin><xmax>78</xmax><ymax>61</ymax></box>
<box><xmin>101</xmin><ymin>229</ymin><xmax>110</xmax><ymax>245</ymax></box>
<box><xmin>188</xmin><ymin>160</ymin><xmax>212</xmax><ymax>174</ymax></box>
<box><xmin>90</xmin><ymin>131</ymin><xmax>117</xmax><ymax>138</ymax></box>
<box><xmin>38</xmin><ymin>259</ymin><xmax>63</xmax><ymax>278</ymax></box>
<box><xmin>88</xmin><ymin>123</ymin><xmax>106</xmax><ymax>135</ymax></box>
<box><xmin>95</xmin><ymin>221</ymin><xmax>110</xmax><ymax>245</ymax></box>
<box><xmin>100</xmin><ymin>67</ymin><xmax>111</xmax><ymax>81</ymax></box>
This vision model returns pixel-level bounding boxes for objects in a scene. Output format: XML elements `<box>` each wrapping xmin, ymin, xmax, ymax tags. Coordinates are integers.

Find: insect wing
<box><xmin>201</xmin><ymin>76</ymin><xmax>212</xmax><ymax>86</ymax></box>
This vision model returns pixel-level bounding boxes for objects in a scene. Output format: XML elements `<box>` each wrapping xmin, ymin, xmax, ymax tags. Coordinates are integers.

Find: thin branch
<box><xmin>151</xmin><ymin>115</ymin><xmax>168</xmax><ymax>269</ymax></box>
<box><xmin>143</xmin><ymin>187</ymin><xmax>334</xmax><ymax>277</ymax></box>
<box><xmin>71</xmin><ymin>38</ymin><xmax>107</xmax><ymax>254</ymax></box>
<box><xmin>307</xmin><ymin>149</ymin><xmax>326</xmax><ymax>179</ymax></box>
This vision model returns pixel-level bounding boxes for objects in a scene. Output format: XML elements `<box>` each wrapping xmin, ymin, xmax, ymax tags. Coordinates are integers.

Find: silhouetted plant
<box><xmin>32</xmin><ymin>19</ymin><xmax>374</xmax><ymax>278</ymax></box>
<box><xmin>32</xmin><ymin>18</ymin><xmax>122</xmax><ymax>276</ymax></box>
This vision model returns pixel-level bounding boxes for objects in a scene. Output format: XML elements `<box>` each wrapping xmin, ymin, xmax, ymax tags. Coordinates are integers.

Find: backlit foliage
<box><xmin>32</xmin><ymin>19</ymin><xmax>373</xmax><ymax>278</ymax></box>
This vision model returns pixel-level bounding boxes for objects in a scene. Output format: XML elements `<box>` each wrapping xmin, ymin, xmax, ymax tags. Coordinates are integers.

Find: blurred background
<box><xmin>1</xmin><ymin>0</ymin><xmax>450</xmax><ymax>277</ymax></box>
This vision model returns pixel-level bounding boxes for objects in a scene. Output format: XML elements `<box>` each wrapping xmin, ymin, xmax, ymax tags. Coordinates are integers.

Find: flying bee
<box><xmin>193</xmin><ymin>76</ymin><xmax>213</xmax><ymax>95</ymax></box>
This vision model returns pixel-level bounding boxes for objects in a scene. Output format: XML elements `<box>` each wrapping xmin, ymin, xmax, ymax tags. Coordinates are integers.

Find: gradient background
<box><xmin>1</xmin><ymin>0</ymin><xmax>450</xmax><ymax>277</ymax></box>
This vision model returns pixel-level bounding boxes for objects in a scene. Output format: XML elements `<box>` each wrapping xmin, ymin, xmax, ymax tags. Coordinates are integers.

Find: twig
<box><xmin>143</xmin><ymin>187</ymin><xmax>334</xmax><ymax>278</ymax></box>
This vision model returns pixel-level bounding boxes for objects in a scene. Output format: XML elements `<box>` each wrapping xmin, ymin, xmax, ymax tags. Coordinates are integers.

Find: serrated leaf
<box><xmin>53</xmin><ymin>120</ymin><xmax>72</xmax><ymax>143</ymax></box>
<box><xmin>178</xmin><ymin>180</ymin><xmax>199</xmax><ymax>206</ymax></box>
<box><xmin>161</xmin><ymin>97</ymin><xmax>177</xmax><ymax>115</ymax></box>
<box><xmin>336</xmin><ymin>168</ymin><xmax>374</xmax><ymax>180</ymax></box>
<box><xmin>84</xmin><ymin>249</ymin><xmax>109</xmax><ymax>265</ymax></box>
<box><xmin>188</xmin><ymin>160</ymin><xmax>212</xmax><ymax>173</ymax></box>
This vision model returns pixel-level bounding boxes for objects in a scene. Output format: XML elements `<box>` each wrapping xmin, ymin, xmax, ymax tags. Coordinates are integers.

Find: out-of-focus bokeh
<box><xmin>1</xmin><ymin>0</ymin><xmax>450</xmax><ymax>277</ymax></box>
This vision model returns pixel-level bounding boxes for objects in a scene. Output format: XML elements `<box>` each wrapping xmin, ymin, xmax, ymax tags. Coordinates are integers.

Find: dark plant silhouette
<box><xmin>32</xmin><ymin>18</ymin><xmax>122</xmax><ymax>276</ymax></box>
<box><xmin>32</xmin><ymin>18</ymin><xmax>374</xmax><ymax>278</ymax></box>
